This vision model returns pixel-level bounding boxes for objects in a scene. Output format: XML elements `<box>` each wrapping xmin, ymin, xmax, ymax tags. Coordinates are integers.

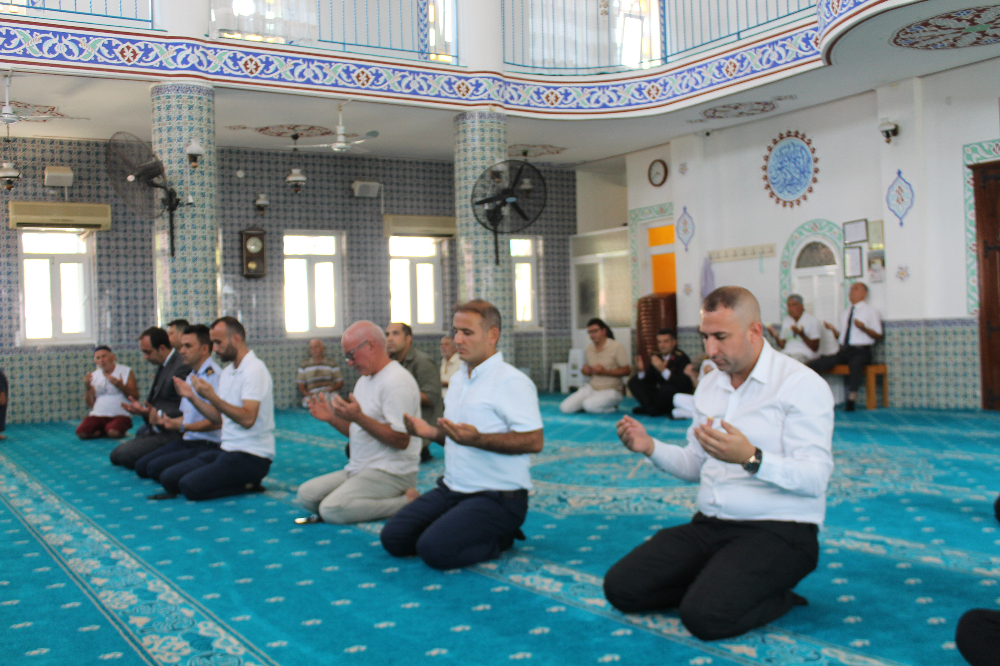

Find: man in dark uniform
<box><xmin>628</xmin><ymin>328</ymin><xmax>694</xmax><ymax>417</ymax></box>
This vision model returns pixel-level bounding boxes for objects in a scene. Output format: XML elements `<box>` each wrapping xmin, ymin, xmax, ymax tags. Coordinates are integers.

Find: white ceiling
<box><xmin>5</xmin><ymin>1</ymin><xmax>1000</xmax><ymax>170</ymax></box>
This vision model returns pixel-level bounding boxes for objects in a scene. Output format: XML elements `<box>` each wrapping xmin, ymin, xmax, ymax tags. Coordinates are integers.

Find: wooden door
<box><xmin>972</xmin><ymin>162</ymin><xmax>1000</xmax><ymax>410</ymax></box>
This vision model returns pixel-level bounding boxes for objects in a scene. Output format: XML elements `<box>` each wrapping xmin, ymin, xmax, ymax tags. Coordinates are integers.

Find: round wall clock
<box><xmin>648</xmin><ymin>159</ymin><xmax>668</xmax><ymax>187</ymax></box>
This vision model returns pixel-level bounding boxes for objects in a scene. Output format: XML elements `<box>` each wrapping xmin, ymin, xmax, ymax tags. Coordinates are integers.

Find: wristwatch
<box><xmin>742</xmin><ymin>447</ymin><xmax>762</xmax><ymax>474</ymax></box>
<box><xmin>179</xmin><ymin>423</ymin><xmax>185</xmax><ymax>434</ymax></box>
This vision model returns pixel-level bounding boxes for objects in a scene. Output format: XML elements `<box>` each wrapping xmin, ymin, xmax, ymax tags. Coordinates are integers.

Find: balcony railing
<box><xmin>0</xmin><ymin>0</ymin><xmax>152</xmax><ymax>28</ymax></box>
<box><xmin>210</xmin><ymin>0</ymin><xmax>458</xmax><ymax>64</ymax></box>
<box><xmin>504</xmin><ymin>0</ymin><xmax>817</xmax><ymax>75</ymax></box>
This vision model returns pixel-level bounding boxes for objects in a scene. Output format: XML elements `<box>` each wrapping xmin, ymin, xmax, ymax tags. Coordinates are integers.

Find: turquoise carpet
<box><xmin>2</xmin><ymin>395</ymin><xmax>1000</xmax><ymax>665</ymax></box>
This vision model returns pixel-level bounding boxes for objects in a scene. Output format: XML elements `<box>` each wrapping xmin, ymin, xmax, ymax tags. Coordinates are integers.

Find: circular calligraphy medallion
<box><xmin>762</xmin><ymin>131</ymin><xmax>819</xmax><ymax>207</ymax></box>
<box><xmin>891</xmin><ymin>6</ymin><xmax>1000</xmax><ymax>50</ymax></box>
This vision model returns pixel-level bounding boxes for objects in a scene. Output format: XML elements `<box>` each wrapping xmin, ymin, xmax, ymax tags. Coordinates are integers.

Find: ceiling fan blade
<box><xmin>351</xmin><ymin>145</ymin><xmax>369</xmax><ymax>154</ymax></box>
<box><xmin>364</xmin><ymin>130</ymin><xmax>379</xmax><ymax>138</ymax></box>
<box><xmin>296</xmin><ymin>142</ymin><xmax>337</xmax><ymax>148</ymax></box>
<box><xmin>510</xmin><ymin>201</ymin><xmax>529</xmax><ymax>221</ymax></box>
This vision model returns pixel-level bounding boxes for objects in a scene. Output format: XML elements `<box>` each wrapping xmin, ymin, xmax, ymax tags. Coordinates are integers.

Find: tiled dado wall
<box><xmin>0</xmin><ymin>138</ymin><xmax>576</xmax><ymax>424</ymax></box>
<box><xmin>677</xmin><ymin>318</ymin><xmax>982</xmax><ymax>409</ymax></box>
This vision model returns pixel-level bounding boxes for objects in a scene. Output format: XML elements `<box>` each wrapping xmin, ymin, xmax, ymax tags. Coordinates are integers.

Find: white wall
<box><xmin>624</xmin><ymin>56</ymin><xmax>1000</xmax><ymax>327</ymax></box>
<box><xmin>575</xmin><ymin>171</ymin><xmax>628</xmax><ymax>233</ymax></box>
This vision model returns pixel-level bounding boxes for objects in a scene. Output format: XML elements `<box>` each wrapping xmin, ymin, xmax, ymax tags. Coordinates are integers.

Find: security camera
<box><xmin>878</xmin><ymin>121</ymin><xmax>899</xmax><ymax>144</ymax></box>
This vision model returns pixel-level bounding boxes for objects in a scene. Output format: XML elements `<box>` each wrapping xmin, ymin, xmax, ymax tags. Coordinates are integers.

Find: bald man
<box><xmin>295</xmin><ymin>321</ymin><xmax>422</xmax><ymax>524</ymax></box>
<box><xmin>604</xmin><ymin>286</ymin><xmax>834</xmax><ymax>641</ymax></box>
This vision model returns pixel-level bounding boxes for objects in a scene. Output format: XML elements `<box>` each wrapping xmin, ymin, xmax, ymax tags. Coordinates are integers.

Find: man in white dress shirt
<box><xmin>766</xmin><ymin>294</ymin><xmax>822</xmax><ymax>363</ymax></box>
<box><xmin>295</xmin><ymin>321</ymin><xmax>422</xmax><ymax>524</ymax></box>
<box><xmin>604</xmin><ymin>286</ymin><xmax>834</xmax><ymax>641</ymax></box>
<box><xmin>807</xmin><ymin>282</ymin><xmax>883</xmax><ymax>411</ymax></box>
<box><xmin>381</xmin><ymin>299</ymin><xmax>544</xmax><ymax>569</ymax></box>
<box><xmin>155</xmin><ymin>317</ymin><xmax>275</xmax><ymax>501</ymax></box>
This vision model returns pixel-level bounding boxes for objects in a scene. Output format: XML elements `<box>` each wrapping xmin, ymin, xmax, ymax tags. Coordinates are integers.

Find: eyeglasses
<box><xmin>343</xmin><ymin>339</ymin><xmax>371</xmax><ymax>362</ymax></box>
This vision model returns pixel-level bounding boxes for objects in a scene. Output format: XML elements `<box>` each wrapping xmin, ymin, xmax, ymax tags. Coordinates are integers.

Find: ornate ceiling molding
<box><xmin>0</xmin><ymin>16</ymin><xmax>822</xmax><ymax>119</ymax></box>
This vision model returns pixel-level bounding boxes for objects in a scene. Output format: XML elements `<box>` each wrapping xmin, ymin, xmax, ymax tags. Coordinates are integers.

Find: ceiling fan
<box><xmin>289</xmin><ymin>102</ymin><xmax>378</xmax><ymax>153</ymax></box>
<box><xmin>1</xmin><ymin>69</ymin><xmax>87</xmax><ymax>125</ymax></box>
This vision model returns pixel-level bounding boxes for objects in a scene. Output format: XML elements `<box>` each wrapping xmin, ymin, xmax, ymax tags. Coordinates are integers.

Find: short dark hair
<box><xmin>94</xmin><ymin>345</ymin><xmax>112</xmax><ymax>354</ymax></box>
<box><xmin>183</xmin><ymin>324</ymin><xmax>212</xmax><ymax>348</ymax></box>
<box><xmin>394</xmin><ymin>322</ymin><xmax>413</xmax><ymax>338</ymax></box>
<box><xmin>210</xmin><ymin>316</ymin><xmax>246</xmax><ymax>341</ymax></box>
<box><xmin>167</xmin><ymin>318</ymin><xmax>190</xmax><ymax>330</ymax></box>
<box><xmin>140</xmin><ymin>326</ymin><xmax>171</xmax><ymax>350</ymax></box>
<box><xmin>586</xmin><ymin>318</ymin><xmax>615</xmax><ymax>340</ymax></box>
<box><xmin>455</xmin><ymin>299</ymin><xmax>502</xmax><ymax>334</ymax></box>
<box><xmin>702</xmin><ymin>286</ymin><xmax>761</xmax><ymax>325</ymax></box>
<box><xmin>657</xmin><ymin>328</ymin><xmax>676</xmax><ymax>338</ymax></box>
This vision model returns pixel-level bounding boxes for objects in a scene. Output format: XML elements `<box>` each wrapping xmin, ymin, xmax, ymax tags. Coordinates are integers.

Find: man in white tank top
<box><xmin>77</xmin><ymin>346</ymin><xmax>138</xmax><ymax>439</ymax></box>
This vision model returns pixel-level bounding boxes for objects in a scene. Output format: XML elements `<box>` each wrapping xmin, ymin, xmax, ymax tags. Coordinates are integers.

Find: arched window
<box><xmin>791</xmin><ymin>239</ymin><xmax>841</xmax><ymax>354</ymax></box>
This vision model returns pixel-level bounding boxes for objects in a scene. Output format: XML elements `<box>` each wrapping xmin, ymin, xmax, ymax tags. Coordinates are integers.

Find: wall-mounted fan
<box><xmin>471</xmin><ymin>160</ymin><xmax>547</xmax><ymax>264</ymax></box>
<box><xmin>291</xmin><ymin>102</ymin><xmax>378</xmax><ymax>153</ymax></box>
<box><xmin>105</xmin><ymin>131</ymin><xmax>182</xmax><ymax>256</ymax></box>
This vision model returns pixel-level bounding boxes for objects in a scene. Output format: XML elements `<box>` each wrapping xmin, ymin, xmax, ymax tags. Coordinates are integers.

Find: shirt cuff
<box><xmin>637</xmin><ymin>370</ymin><xmax>646</xmax><ymax>380</ymax></box>
<box><xmin>661</xmin><ymin>369</ymin><xmax>671</xmax><ymax>381</ymax></box>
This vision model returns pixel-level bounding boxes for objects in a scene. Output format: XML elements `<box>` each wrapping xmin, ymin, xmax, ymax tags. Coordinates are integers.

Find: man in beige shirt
<box><xmin>560</xmin><ymin>318</ymin><xmax>630</xmax><ymax>414</ymax></box>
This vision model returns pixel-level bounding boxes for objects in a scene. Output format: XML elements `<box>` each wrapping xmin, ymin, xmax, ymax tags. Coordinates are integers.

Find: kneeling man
<box><xmin>381</xmin><ymin>299</ymin><xmax>543</xmax><ymax>569</ymax></box>
<box><xmin>154</xmin><ymin>317</ymin><xmax>274</xmax><ymax>501</ymax></box>
<box><xmin>296</xmin><ymin>321</ymin><xmax>421</xmax><ymax>524</ymax></box>
<box><xmin>603</xmin><ymin>286</ymin><xmax>834</xmax><ymax>641</ymax></box>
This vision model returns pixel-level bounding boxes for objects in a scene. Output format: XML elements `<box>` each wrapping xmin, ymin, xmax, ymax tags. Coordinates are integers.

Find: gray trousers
<box><xmin>296</xmin><ymin>467</ymin><xmax>417</xmax><ymax>524</ymax></box>
<box><xmin>110</xmin><ymin>431</ymin><xmax>181</xmax><ymax>469</ymax></box>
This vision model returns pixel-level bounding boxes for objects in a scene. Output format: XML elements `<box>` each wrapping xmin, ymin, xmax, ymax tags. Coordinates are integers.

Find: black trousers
<box><xmin>109</xmin><ymin>431</ymin><xmax>181</xmax><ymax>469</ymax></box>
<box><xmin>603</xmin><ymin>513</ymin><xmax>819</xmax><ymax>641</ymax></box>
<box><xmin>627</xmin><ymin>374</ymin><xmax>678</xmax><ymax>417</ymax></box>
<box><xmin>957</xmin><ymin>609</ymin><xmax>1000</xmax><ymax>666</ymax></box>
<box><xmin>807</xmin><ymin>345</ymin><xmax>873</xmax><ymax>393</ymax></box>
<box><xmin>159</xmin><ymin>449</ymin><xmax>270</xmax><ymax>501</ymax></box>
<box><xmin>135</xmin><ymin>438</ymin><xmax>219</xmax><ymax>481</ymax></box>
<box><xmin>381</xmin><ymin>477</ymin><xmax>528</xmax><ymax>570</ymax></box>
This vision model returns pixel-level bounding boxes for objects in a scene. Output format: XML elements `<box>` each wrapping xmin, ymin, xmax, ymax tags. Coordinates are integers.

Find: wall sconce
<box><xmin>185</xmin><ymin>139</ymin><xmax>205</xmax><ymax>168</ymax></box>
<box><xmin>286</xmin><ymin>168</ymin><xmax>306</xmax><ymax>194</ymax></box>
<box><xmin>255</xmin><ymin>192</ymin><xmax>269</xmax><ymax>216</ymax></box>
<box><xmin>878</xmin><ymin>120</ymin><xmax>899</xmax><ymax>144</ymax></box>
<box><xmin>0</xmin><ymin>161</ymin><xmax>19</xmax><ymax>190</ymax></box>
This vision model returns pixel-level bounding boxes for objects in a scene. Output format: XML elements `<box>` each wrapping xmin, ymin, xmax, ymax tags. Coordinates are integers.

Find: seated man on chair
<box><xmin>560</xmin><ymin>318</ymin><xmax>630</xmax><ymax>414</ymax></box>
<box><xmin>134</xmin><ymin>325</ymin><xmax>222</xmax><ymax>482</ymax></box>
<box><xmin>628</xmin><ymin>328</ymin><xmax>693</xmax><ymax>417</ymax></box>
<box><xmin>296</xmin><ymin>339</ymin><xmax>343</xmax><ymax>408</ymax></box>
<box><xmin>152</xmin><ymin>317</ymin><xmax>274</xmax><ymax>501</ymax></box>
<box><xmin>295</xmin><ymin>321</ymin><xmax>421</xmax><ymax>525</ymax></box>
<box><xmin>604</xmin><ymin>286</ymin><xmax>834</xmax><ymax>641</ymax></box>
<box><xmin>807</xmin><ymin>282</ymin><xmax>883</xmax><ymax>411</ymax></box>
<box><xmin>766</xmin><ymin>294</ymin><xmax>822</xmax><ymax>364</ymax></box>
<box><xmin>381</xmin><ymin>299</ymin><xmax>543</xmax><ymax>569</ymax></box>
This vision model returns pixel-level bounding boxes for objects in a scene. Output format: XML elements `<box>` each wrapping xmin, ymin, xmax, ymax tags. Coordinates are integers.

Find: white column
<box><xmin>456</xmin><ymin>0</ymin><xmax>504</xmax><ymax>71</ymax></box>
<box><xmin>153</xmin><ymin>0</ymin><xmax>210</xmax><ymax>38</ymax></box>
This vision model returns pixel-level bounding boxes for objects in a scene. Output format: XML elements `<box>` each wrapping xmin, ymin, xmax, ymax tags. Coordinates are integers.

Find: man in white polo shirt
<box><xmin>153</xmin><ymin>317</ymin><xmax>275</xmax><ymax>501</ymax></box>
<box><xmin>604</xmin><ymin>286</ymin><xmax>834</xmax><ymax>641</ymax></box>
<box><xmin>381</xmin><ymin>299</ymin><xmax>544</xmax><ymax>569</ymax></box>
<box><xmin>295</xmin><ymin>320</ymin><xmax>421</xmax><ymax>524</ymax></box>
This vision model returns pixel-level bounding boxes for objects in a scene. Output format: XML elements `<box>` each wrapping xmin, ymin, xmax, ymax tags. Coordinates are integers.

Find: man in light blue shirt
<box><xmin>134</xmin><ymin>324</ymin><xmax>222</xmax><ymax>482</ymax></box>
<box><xmin>381</xmin><ymin>299</ymin><xmax>544</xmax><ymax>569</ymax></box>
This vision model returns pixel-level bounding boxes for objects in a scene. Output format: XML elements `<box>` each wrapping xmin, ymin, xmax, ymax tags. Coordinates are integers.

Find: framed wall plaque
<box><xmin>843</xmin><ymin>218</ymin><xmax>868</xmax><ymax>245</ymax></box>
<box><xmin>844</xmin><ymin>245</ymin><xmax>863</xmax><ymax>278</ymax></box>
<box><xmin>867</xmin><ymin>219</ymin><xmax>884</xmax><ymax>250</ymax></box>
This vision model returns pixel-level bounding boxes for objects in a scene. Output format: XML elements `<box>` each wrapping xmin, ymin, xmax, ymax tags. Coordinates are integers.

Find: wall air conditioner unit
<box><xmin>351</xmin><ymin>180</ymin><xmax>381</xmax><ymax>198</ymax></box>
<box><xmin>383</xmin><ymin>214</ymin><xmax>456</xmax><ymax>238</ymax></box>
<box><xmin>8</xmin><ymin>201</ymin><xmax>112</xmax><ymax>230</ymax></box>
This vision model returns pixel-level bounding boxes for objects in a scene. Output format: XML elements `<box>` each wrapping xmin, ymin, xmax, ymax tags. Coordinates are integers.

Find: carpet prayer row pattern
<box><xmin>3</xmin><ymin>395</ymin><xmax>1000</xmax><ymax>665</ymax></box>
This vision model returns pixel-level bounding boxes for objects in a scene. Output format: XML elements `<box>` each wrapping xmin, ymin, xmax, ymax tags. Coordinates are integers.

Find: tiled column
<box><xmin>454</xmin><ymin>109</ymin><xmax>513</xmax><ymax>360</ymax></box>
<box><xmin>150</xmin><ymin>82</ymin><xmax>219</xmax><ymax>325</ymax></box>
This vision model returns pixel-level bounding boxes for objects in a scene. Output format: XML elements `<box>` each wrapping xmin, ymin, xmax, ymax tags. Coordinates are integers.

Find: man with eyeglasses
<box><xmin>296</xmin><ymin>320</ymin><xmax>422</xmax><ymax>524</ymax></box>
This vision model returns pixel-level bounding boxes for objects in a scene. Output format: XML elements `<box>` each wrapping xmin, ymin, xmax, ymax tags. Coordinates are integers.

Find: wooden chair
<box><xmin>828</xmin><ymin>364</ymin><xmax>889</xmax><ymax>409</ymax></box>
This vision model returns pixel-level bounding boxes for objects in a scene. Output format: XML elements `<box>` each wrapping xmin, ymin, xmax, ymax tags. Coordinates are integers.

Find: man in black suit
<box><xmin>628</xmin><ymin>328</ymin><xmax>694</xmax><ymax>418</ymax></box>
<box><xmin>110</xmin><ymin>326</ymin><xmax>191</xmax><ymax>469</ymax></box>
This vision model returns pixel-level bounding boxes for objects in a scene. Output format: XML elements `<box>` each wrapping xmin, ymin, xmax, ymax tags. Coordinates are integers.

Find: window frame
<box><xmin>510</xmin><ymin>235</ymin><xmax>542</xmax><ymax>331</ymax></box>
<box><xmin>388</xmin><ymin>236</ymin><xmax>444</xmax><ymax>334</ymax></box>
<box><xmin>282</xmin><ymin>229</ymin><xmax>347</xmax><ymax>339</ymax></box>
<box><xmin>17</xmin><ymin>228</ymin><xmax>98</xmax><ymax>347</ymax></box>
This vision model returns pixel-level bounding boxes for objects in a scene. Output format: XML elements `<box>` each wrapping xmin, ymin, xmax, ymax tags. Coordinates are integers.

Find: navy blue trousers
<box><xmin>159</xmin><ymin>449</ymin><xmax>270</xmax><ymax>501</ymax></box>
<box><xmin>135</xmin><ymin>438</ymin><xmax>219</xmax><ymax>481</ymax></box>
<box><xmin>956</xmin><ymin>609</ymin><xmax>1000</xmax><ymax>666</ymax></box>
<box><xmin>381</xmin><ymin>477</ymin><xmax>527</xmax><ymax>570</ymax></box>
